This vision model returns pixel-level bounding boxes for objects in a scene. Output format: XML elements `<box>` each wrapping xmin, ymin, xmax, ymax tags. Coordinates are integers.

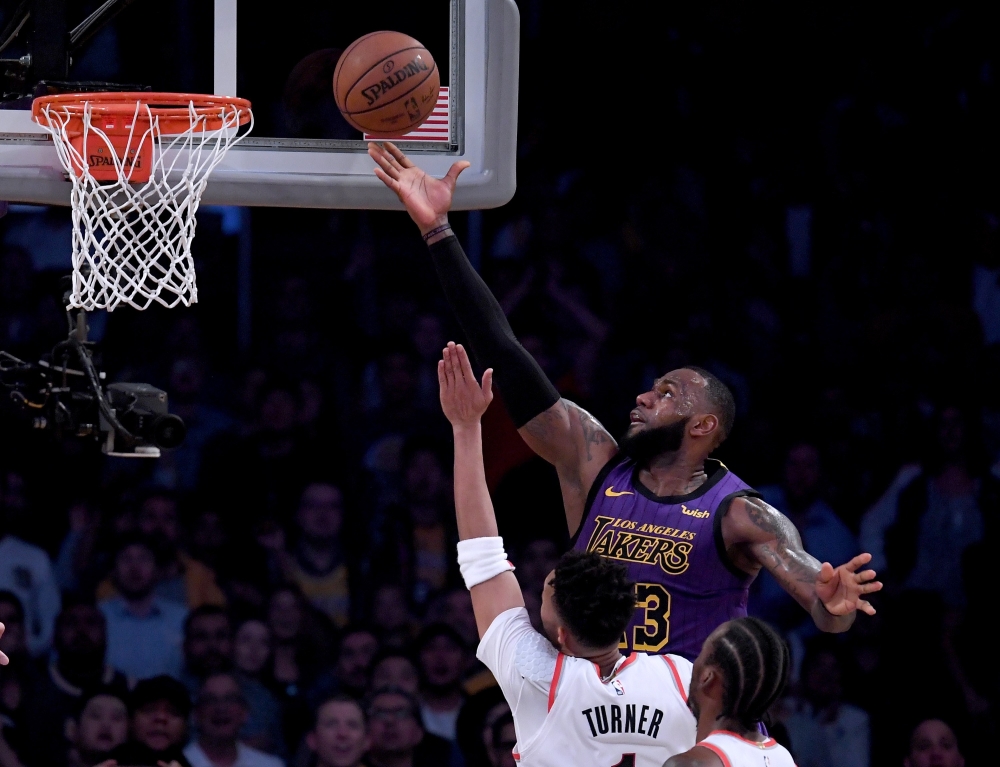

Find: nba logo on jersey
<box><xmin>612</xmin><ymin>679</ymin><xmax>626</xmax><ymax>696</ymax></box>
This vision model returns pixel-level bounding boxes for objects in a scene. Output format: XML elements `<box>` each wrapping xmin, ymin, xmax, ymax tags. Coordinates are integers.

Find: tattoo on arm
<box><xmin>576</xmin><ymin>405</ymin><xmax>614</xmax><ymax>462</ymax></box>
<box><xmin>742</xmin><ymin>498</ymin><xmax>821</xmax><ymax>589</ymax></box>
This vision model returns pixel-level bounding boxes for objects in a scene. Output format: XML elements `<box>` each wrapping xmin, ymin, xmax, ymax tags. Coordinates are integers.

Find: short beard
<box><xmin>618</xmin><ymin>419</ymin><xmax>689</xmax><ymax>466</ymax></box>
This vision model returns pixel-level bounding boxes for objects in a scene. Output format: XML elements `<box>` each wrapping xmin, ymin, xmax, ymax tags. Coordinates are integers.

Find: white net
<box><xmin>36</xmin><ymin>98</ymin><xmax>252</xmax><ymax>311</ymax></box>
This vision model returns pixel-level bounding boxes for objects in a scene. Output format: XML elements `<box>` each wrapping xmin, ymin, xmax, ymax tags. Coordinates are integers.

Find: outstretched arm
<box><xmin>723</xmin><ymin>496</ymin><xmax>883</xmax><ymax>633</ymax></box>
<box><xmin>440</xmin><ymin>342</ymin><xmax>524</xmax><ymax>637</ymax></box>
<box><xmin>370</xmin><ymin>142</ymin><xmax>619</xmax><ymax>534</ymax></box>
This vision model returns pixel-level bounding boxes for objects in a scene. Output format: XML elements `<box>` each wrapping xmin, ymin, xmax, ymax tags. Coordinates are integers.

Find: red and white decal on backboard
<box><xmin>365</xmin><ymin>87</ymin><xmax>450</xmax><ymax>142</ymax></box>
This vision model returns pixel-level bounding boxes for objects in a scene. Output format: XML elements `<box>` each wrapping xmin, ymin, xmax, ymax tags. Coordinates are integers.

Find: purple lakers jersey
<box><xmin>572</xmin><ymin>455</ymin><xmax>759</xmax><ymax>660</ymax></box>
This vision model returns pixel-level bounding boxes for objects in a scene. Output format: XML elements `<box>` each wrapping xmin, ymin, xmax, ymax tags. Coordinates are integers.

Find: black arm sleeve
<box><xmin>427</xmin><ymin>234</ymin><xmax>560</xmax><ymax>427</ymax></box>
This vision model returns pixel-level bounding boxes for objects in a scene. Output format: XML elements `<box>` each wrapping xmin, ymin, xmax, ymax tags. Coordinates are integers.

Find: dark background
<box><xmin>2</xmin><ymin>1</ymin><xmax>999</xmax><ymax>766</ymax></box>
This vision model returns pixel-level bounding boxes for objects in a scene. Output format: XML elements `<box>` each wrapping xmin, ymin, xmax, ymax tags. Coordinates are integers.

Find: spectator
<box><xmin>904</xmin><ymin>719</ymin><xmax>965</xmax><ymax>767</ymax></box>
<box><xmin>486</xmin><ymin>712</ymin><xmax>517</xmax><ymax>767</ymax></box>
<box><xmin>378</xmin><ymin>443</ymin><xmax>456</xmax><ymax>608</ymax></box>
<box><xmin>266</xmin><ymin>586</ymin><xmax>333</xmax><ymax>754</ymax></box>
<box><xmin>0</xmin><ymin>591</ymin><xmax>35</xmax><ymax>763</ymax></box>
<box><xmin>425</xmin><ymin>589</ymin><xmax>478</xmax><ymax>649</ymax></box>
<box><xmin>371</xmin><ymin>584</ymin><xmax>415</xmax><ymax>649</ymax></box>
<box><xmin>65</xmin><ymin>688</ymin><xmax>129</xmax><ymax>767</ymax></box>
<box><xmin>784</xmin><ymin>638</ymin><xmax>870</xmax><ymax>767</ymax></box>
<box><xmin>754</xmin><ymin>443</ymin><xmax>858</xmax><ymax>630</ymax></box>
<box><xmin>111</xmin><ymin>675</ymin><xmax>193</xmax><ymax>767</ymax></box>
<box><xmin>183</xmin><ymin>605</ymin><xmax>234</xmax><ymax>693</ymax></box>
<box><xmin>333</xmin><ymin>627</ymin><xmax>379</xmax><ymax>699</ymax></box>
<box><xmin>97</xmin><ymin>490</ymin><xmax>225</xmax><ymax>610</ymax></box>
<box><xmin>306</xmin><ymin>696</ymin><xmax>371</xmax><ymax>767</ymax></box>
<box><xmin>0</xmin><ymin>469</ymin><xmax>61</xmax><ymax>656</ymax></box>
<box><xmin>365</xmin><ymin>688</ymin><xmax>453</xmax><ymax>767</ymax></box>
<box><xmin>184</xmin><ymin>672</ymin><xmax>284</xmax><ymax>767</ymax></box>
<box><xmin>514</xmin><ymin>539</ymin><xmax>559</xmax><ymax>598</ymax></box>
<box><xmin>99</xmin><ymin>534</ymin><xmax>188</xmax><ymax>680</ymax></box>
<box><xmin>21</xmin><ymin>596</ymin><xmax>129</xmax><ymax>767</ymax></box>
<box><xmin>232</xmin><ymin>618</ymin><xmax>284</xmax><ymax>756</ymax></box>
<box><xmin>454</xmin><ymin>687</ymin><xmax>508</xmax><ymax>767</ymax></box>
<box><xmin>163</xmin><ymin>357</ymin><xmax>236</xmax><ymax>492</ymax></box>
<box><xmin>415</xmin><ymin>624</ymin><xmax>466</xmax><ymax>742</ymax></box>
<box><xmin>371</xmin><ymin>651</ymin><xmax>420</xmax><ymax>696</ymax></box>
<box><xmin>285</xmin><ymin>483</ymin><xmax>352</xmax><ymax>628</ymax></box>
<box><xmin>886</xmin><ymin>406</ymin><xmax>991</xmax><ymax>604</ymax></box>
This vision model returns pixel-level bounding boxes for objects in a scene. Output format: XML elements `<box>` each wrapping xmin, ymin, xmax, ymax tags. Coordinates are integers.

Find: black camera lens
<box><xmin>150</xmin><ymin>413</ymin><xmax>186</xmax><ymax>449</ymax></box>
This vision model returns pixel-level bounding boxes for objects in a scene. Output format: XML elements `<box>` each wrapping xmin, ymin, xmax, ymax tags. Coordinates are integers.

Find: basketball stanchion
<box><xmin>31</xmin><ymin>92</ymin><xmax>253</xmax><ymax>311</ymax></box>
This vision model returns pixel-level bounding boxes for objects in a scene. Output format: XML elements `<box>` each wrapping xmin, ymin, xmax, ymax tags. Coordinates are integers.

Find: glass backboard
<box><xmin>0</xmin><ymin>0</ymin><xmax>518</xmax><ymax>209</ymax></box>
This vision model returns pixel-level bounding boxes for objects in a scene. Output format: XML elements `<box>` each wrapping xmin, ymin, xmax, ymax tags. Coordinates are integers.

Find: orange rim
<box><xmin>32</xmin><ymin>92</ymin><xmax>252</xmax><ymax>134</ymax></box>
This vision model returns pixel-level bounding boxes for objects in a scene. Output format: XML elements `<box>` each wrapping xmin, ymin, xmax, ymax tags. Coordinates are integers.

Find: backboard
<box><xmin>0</xmin><ymin>0</ymin><xmax>519</xmax><ymax>210</ymax></box>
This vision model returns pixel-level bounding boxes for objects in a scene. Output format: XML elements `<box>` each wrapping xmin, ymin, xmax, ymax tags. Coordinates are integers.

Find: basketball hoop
<box><xmin>31</xmin><ymin>92</ymin><xmax>253</xmax><ymax>311</ymax></box>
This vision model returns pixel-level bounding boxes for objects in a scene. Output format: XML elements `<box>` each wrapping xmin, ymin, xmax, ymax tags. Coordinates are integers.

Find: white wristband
<box><xmin>457</xmin><ymin>536</ymin><xmax>515</xmax><ymax>590</ymax></box>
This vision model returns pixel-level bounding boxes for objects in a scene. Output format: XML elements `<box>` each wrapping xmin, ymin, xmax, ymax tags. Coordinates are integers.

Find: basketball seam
<box><xmin>341</xmin><ymin>46</ymin><xmax>431</xmax><ymax>109</ymax></box>
<box><xmin>334</xmin><ymin>31</ymin><xmax>390</xmax><ymax>105</ymax></box>
<box><xmin>344</xmin><ymin>63</ymin><xmax>438</xmax><ymax>120</ymax></box>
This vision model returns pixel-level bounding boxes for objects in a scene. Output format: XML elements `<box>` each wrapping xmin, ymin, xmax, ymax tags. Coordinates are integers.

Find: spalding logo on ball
<box><xmin>333</xmin><ymin>31</ymin><xmax>440</xmax><ymax>137</ymax></box>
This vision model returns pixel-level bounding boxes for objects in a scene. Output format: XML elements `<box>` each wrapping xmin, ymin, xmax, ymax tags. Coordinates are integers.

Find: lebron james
<box><xmin>370</xmin><ymin>142</ymin><xmax>882</xmax><ymax>660</ymax></box>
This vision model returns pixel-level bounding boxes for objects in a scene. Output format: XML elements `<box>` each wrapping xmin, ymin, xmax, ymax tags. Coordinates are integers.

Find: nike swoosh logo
<box><xmin>605</xmin><ymin>487</ymin><xmax>634</xmax><ymax>497</ymax></box>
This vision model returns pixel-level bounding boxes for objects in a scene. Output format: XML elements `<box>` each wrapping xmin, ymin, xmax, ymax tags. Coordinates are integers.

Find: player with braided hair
<box><xmin>663</xmin><ymin>617</ymin><xmax>794</xmax><ymax>767</ymax></box>
<box><xmin>439</xmin><ymin>341</ymin><xmax>696</xmax><ymax>767</ymax></box>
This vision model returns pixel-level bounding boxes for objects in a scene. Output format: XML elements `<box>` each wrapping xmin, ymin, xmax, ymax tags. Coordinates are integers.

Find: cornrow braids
<box><xmin>708</xmin><ymin>617</ymin><xmax>790</xmax><ymax>730</ymax></box>
<box><xmin>552</xmin><ymin>550</ymin><xmax>636</xmax><ymax>649</ymax></box>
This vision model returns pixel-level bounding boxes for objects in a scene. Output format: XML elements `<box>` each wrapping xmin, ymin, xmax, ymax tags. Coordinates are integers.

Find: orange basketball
<box><xmin>333</xmin><ymin>31</ymin><xmax>440</xmax><ymax>137</ymax></box>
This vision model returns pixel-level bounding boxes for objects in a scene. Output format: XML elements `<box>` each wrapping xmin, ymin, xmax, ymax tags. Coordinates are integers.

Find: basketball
<box><xmin>333</xmin><ymin>31</ymin><xmax>440</xmax><ymax>136</ymax></box>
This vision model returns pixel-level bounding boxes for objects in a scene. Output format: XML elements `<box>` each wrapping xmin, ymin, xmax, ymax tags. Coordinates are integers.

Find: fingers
<box><xmin>443</xmin><ymin>343</ymin><xmax>458</xmax><ymax>389</ymax></box>
<box><xmin>482</xmin><ymin>368</ymin><xmax>494</xmax><ymax>402</ymax></box>
<box><xmin>437</xmin><ymin>358</ymin><xmax>447</xmax><ymax>393</ymax></box>
<box><xmin>0</xmin><ymin>650</ymin><xmax>7</xmax><ymax>666</ymax></box>
<box><xmin>444</xmin><ymin>160</ymin><xmax>472</xmax><ymax>187</ymax></box>
<box><xmin>816</xmin><ymin>562</ymin><xmax>834</xmax><ymax>583</ymax></box>
<box><xmin>367</xmin><ymin>143</ymin><xmax>401</xmax><ymax>180</ymax></box>
<box><xmin>841</xmin><ymin>552</ymin><xmax>873</xmax><ymax>573</ymax></box>
<box><xmin>857</xmin><ymin>599</ymin><xmax>877</xmax><ymax>616</ymax></box>
<box><xmin>384</xmin><ymin>141</ymin><xmax>415</xmax><ymax>169</ymax></box>
<box><xmin>855</xmin><ymin>569</ymin><xmax>878</xmax><ymax>583</ymax></box>
<box><xmin>372</xmin><ymin>166</ymin><xmax>401</xmax><ymax>192</ymax></box>
<box><xmin>456</xmin><ymin>343</ymin><xmax>475</xmax><ymax>383</ymax></box>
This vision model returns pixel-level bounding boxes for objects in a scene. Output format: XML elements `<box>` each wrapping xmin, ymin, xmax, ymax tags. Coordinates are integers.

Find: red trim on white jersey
<box><xmin>547</xmin><ymin>653</ymin><xmax>565</xmax><ymax>712</ymax></box>
<box><xmin>661</xmin><ymin>655</ymin><xmax>687</xmax><ymax>703</ymax></box>
<box><xmin>699</xmin><ymin>742</ymin><xmax>733</xmax><ymax>767</ymax></box>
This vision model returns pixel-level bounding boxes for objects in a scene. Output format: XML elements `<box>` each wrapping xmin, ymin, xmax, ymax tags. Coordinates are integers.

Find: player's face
<box><xmin>687</xmin><ymin>624</ymin><xmax>728</xmax><ymax>722</ymax></box>
<box><xmin>77</xmin><ymin>695</ymin><xmax>128</xmax><ymax>755</ymax></box>
<box><xmin>627</xmin><ymin>369</ymin><xmax>707</xmax><ymax>436</ymax></box>
<box><xmin>905</xmin><ymin>720</ymin><xmax>965</xmax><ymax>767</ymax></box>
<box><xmin>309</xmin><ymin>700</ymin><xmax>370</xmax><ymax>767</ymax></box>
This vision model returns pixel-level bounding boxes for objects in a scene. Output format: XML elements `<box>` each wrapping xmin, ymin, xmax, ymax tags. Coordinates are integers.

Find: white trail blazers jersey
<box><xmin>698</xmin><ymin>730</ymin><xmax>797</xmax><ymax>767</ymax></box>
<box><xmin>477</xmin><ymin>608</ymin><xmax>696</xmax><ymax>767</ymax></box>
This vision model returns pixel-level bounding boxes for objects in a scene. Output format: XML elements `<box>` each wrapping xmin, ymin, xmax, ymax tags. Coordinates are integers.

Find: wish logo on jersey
<box><xmin>584</xmin><ymin>516</ymin><xmax>694</xmax><ymax>575</ymax></box>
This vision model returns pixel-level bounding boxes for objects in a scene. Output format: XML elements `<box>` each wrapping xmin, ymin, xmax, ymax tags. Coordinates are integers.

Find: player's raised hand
<box><xmin>815</xmin><ymin>552</ymin><xmax>883</xmax><ymax>616</ymax></box>
<box><xmin>368</xmin><ymin>141</ymin><xmax>470</xmax><ymax>234</ymax></box>
<box><xmin>0</xmin><ymin>622</ymin><xmax>8</xmax><ymax>665</ymax></box>
<box><xmin>439</xmin><ymin>342</ymin><xmax>493</xmax><ymax>428</ymax></box>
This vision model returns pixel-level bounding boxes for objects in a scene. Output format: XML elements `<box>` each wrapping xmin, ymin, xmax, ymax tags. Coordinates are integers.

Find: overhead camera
<box><xmin>0</xmin><ymin>305</ymin><xmax>185</xmax><ymax>457</ymax></box>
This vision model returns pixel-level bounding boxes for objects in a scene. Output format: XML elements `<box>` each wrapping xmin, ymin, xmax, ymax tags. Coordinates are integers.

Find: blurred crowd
<box><xmin>3</xmin><ymin>3</ymin><xmax>1000</xmax><ymax>767</ymax></box>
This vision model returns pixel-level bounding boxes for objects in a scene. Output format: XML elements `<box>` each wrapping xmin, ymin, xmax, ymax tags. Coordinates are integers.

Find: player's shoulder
<box><xmin>720</xmin><ymin>493</ymin><xmax>796</xmax><ymax>543</ymax></box>
<box><xmin>663</xmin><ymin>746</ymin><xmax>726</xmax><ymax>767</ymax></box>
<box><xmin>635</xmin><ymin>652</ymin><xmax>692</xmax><ymax>699</ymax></box>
